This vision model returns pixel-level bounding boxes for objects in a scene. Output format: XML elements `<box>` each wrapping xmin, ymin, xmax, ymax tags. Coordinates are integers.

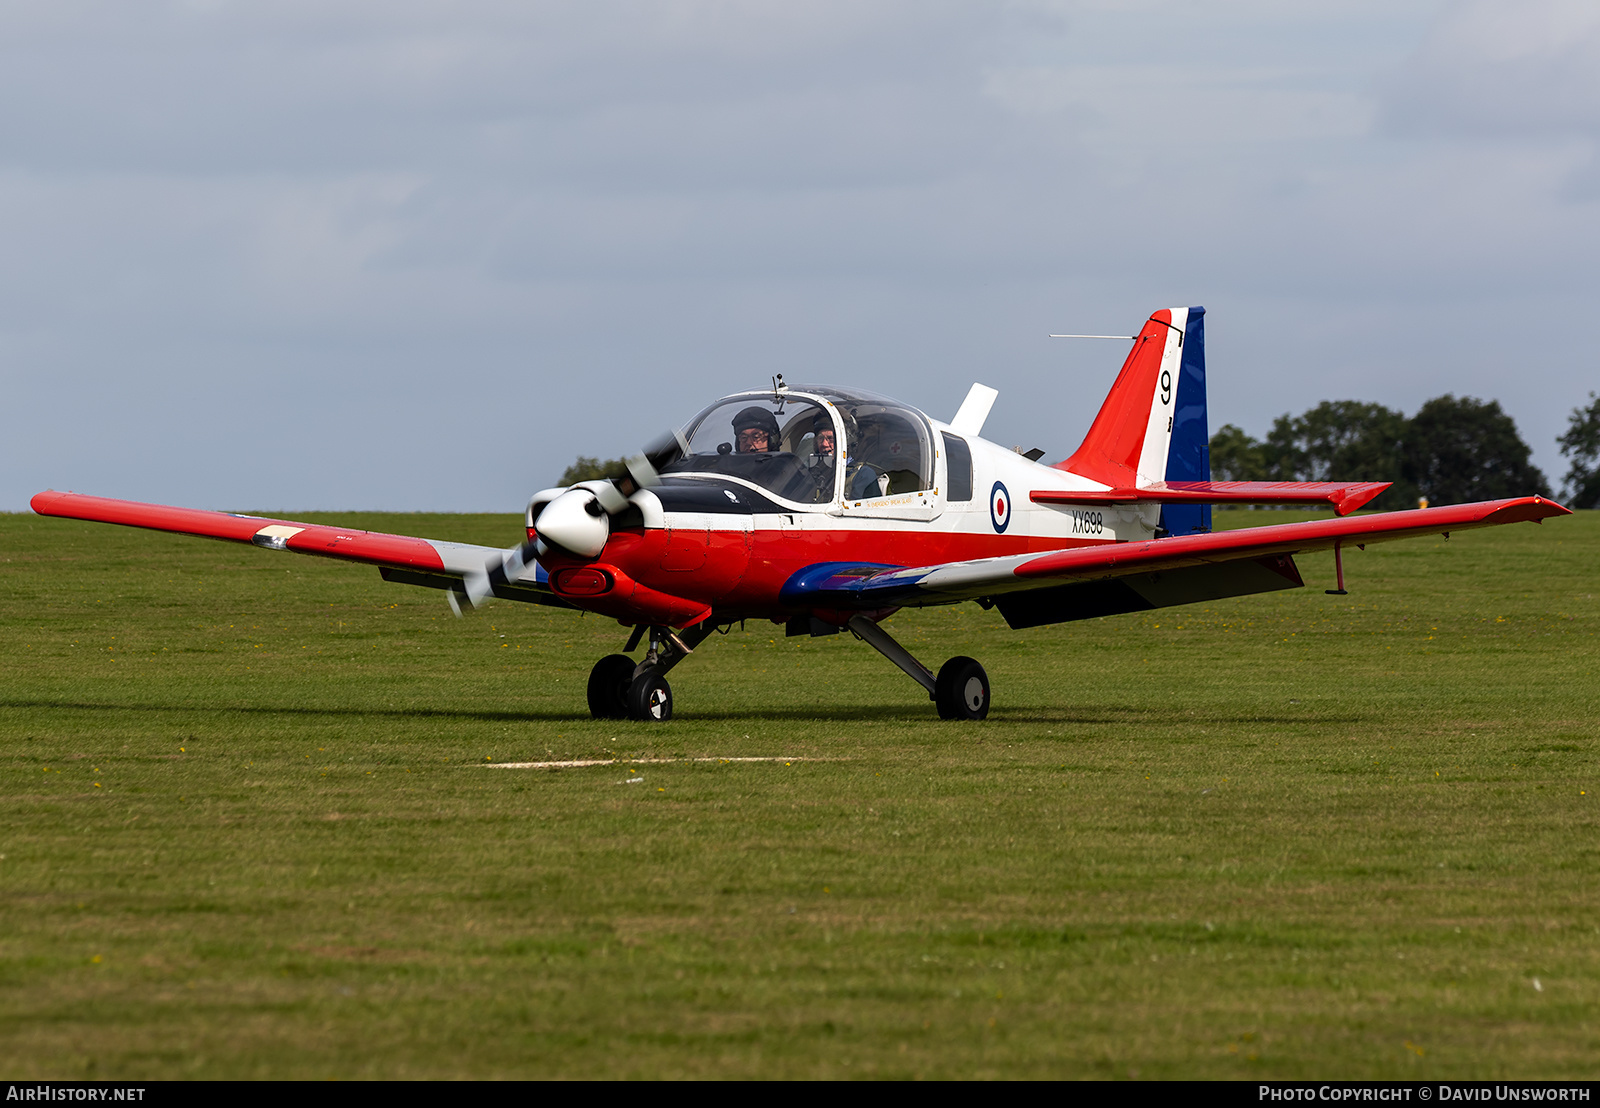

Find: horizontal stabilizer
<box><xmin>1032</xmin><ymin>480</ymin><xmax>1392</xmax><ymax>516</ymax></box>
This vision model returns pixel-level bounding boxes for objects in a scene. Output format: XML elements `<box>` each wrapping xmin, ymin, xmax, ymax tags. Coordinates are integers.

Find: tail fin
<box><xmin>1057</xmin><ymin>306</ymin><xmax>1210</xmax><ymax>533</ymax></box>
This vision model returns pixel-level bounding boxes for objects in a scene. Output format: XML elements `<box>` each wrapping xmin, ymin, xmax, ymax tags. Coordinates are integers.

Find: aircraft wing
<box><xmin>782</xmin><ymin>497</ymin><xmax>1569</xmax><ymax>629</ymax></box>
<box><xmin>28</xmin><ymin>491</ymin><xmax>570</xmax><ymax>609</ymax></box>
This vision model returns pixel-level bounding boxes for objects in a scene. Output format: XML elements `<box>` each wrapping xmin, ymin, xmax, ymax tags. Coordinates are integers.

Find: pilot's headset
<box><xmin>731</xmin><ymin>406</ymin><xmax>781</xmax><ymax>452</ymax></box>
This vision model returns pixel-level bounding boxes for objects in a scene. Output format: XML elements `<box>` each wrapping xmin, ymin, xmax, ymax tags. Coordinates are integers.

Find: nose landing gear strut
<box><xmin>586</xmin><ymin>622</ymin><xmax>713</xmax><ymax>722</ymax></box>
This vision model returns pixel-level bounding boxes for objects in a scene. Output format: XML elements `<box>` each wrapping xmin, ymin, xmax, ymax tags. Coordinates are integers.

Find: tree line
<box><xmin>557</xmin><ymin>456</ymin><xmax>629</xmax><ymax>486</ymax></box>
<box><xmin>1211</xmin><ymin>393</ymin><xmax>1600</xmax><ymax>510</ymax></box>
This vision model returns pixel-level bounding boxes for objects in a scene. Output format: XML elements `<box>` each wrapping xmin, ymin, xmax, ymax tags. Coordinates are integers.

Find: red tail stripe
<box><xmin>1054</xmin><ymin>310</ymin><xmax>1171</xmax><ymax>484</ymax></box>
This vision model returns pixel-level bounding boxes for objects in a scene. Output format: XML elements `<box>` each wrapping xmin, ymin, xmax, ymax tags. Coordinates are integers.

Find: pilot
<box><xmin>731</xmin><ymin>407</ymin><xmax>781</xmax><ymax>454</ymax></box>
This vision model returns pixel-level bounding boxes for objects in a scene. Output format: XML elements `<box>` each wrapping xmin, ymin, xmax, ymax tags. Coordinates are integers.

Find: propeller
<box><xmin>625</xmin><ymin>428</ymin><xmax>688</xmax><ymax>490</ymax></box>
<box><xmin>456</xmin><ymin>539</ymin><xmax>539</xmax><ymax>615</ymax></box>
<box><xmin>452</xmin><ymin>429</ymin><xmax>686</xmax><ymax>616</ymax></box>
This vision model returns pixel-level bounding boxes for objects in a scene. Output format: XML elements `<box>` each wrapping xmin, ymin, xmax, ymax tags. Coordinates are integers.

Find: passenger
<box><xmin>731</xmin><ymin>407</ymin><xmax>781</xmax><ymax>454</ymax></box>
<box><xmin>809</xmin><ymin>410</ymin><xmax>882</xmax><ymax>501</ymax></box>
<box><xmin>812</xmin><ymin>413</ymin><xmax>837</xmax><ymax>462</ymax></box>
<box><xmin>806</xmin><ymin>411</ymin><xmax>837</xmax><ymax>502</ymax></box>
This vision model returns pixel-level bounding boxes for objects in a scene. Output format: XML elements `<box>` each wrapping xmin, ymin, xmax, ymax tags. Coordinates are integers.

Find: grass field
<box><xmin>2</xmin><ymin>506</ymin><xmax>1597</xmax><ymax>1079</ymax></box>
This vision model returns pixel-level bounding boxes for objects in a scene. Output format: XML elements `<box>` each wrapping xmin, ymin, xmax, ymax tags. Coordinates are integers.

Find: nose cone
<box><xmin>535</xmin><ymin>489</ymin><xmax>610</xmax><ymax>558</ymax></box>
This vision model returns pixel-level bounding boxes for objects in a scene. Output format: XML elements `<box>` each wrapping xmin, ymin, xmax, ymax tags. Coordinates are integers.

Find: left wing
<box><xmin>29</xmin><ymin>491</ymin><xmax>568</xmax><ymax>610</ymax></box>
<box><xmin>782</xmin><ymin>497</ymin><xmax>1569</xmax><ymax>629</ymax></box>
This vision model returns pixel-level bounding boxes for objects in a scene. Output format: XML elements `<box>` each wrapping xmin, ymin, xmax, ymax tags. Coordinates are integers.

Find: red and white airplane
<box><xmin>32</xmin><ymin>307</ymin><xmax>1568</xmax><ymax>722</ymax></box>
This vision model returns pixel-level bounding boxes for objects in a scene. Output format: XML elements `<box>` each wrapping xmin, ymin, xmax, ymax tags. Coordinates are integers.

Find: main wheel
<box><xmin>587</xmin><ymin>654</ymin><xmax>636</xmax><ymax>720</ymax></box>
<box><xmin>626</xmin><ymin>671</ymin><xmax>673</xmax><ymax>722</ymax></box>
<box><xmin>935</xmin><ymin>656</ymin><xmax>990</xmax><ymax>721</ymax></box>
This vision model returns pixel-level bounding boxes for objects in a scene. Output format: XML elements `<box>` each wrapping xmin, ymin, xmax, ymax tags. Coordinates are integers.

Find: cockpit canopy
<box><xmin>659</xmin><ymin>386</ymin><xmax>936</xmax><ymax>506</ymax></box>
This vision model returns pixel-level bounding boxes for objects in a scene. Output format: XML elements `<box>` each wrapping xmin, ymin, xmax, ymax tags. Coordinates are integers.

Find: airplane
<box><xmin>31</xmin><ymin>306</ymin><xmax>1569</xmax><ymax>722</ymax></box>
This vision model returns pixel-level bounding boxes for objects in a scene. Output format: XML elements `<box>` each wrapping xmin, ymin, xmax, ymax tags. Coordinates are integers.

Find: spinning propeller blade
<box><xmin>457</xmin><ymin>430</ymin><xmax>684</xmax><ymax>615</ymax></box>
<box><xmin>453</xmin><ymin>539</ymin><xmax>540</xmax><ymax>615</ymax></box>
<box><xmin>625</xmin><ymin>428</ymin><xmax>688</xmax><ymax>489</ymax></box>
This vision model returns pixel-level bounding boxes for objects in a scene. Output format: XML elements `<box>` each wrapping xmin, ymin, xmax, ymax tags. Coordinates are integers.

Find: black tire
<box><xmin>935</xmin><ymin>656</ymin><xmax>990</xmax><ymax>721</ymax></box>
<box><xmin>626</xmin><ymin>671</ymin><xmax>673</xmax><ymax>722</ymax></box>
<box><xmin>587</xmin><ymin>654</ymin><xmax>636</xmax><ymax>720</ymax></box>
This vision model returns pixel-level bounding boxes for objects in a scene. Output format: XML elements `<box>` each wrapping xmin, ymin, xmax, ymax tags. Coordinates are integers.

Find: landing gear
<box><xmin>627</xmin><ymin>671</ymin><xmax>672</xmax><ymax>721</ymax></box>
<box><xmin>586</xmin><ymin>654</ymin><xmax>636</xmax><ymax>720</ymax></box>
<box><xmin>846</xmin><ymin>613</ymin><xmax>993</xmax><ymax>721</ymax></box>
<box><xmin>935</xmin><ymin>656</ymin><xmax>990</xmax><ymax>721</ymax></box>
<box><xmin>585</xmin><ymin>623</ymin><xmax>712</xmax><ymax>722</ymax></box>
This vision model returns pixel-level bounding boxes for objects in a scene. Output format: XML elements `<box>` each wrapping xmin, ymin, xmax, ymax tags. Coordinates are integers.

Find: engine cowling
<box><xmin>531</xmin><ymin>487</ymin><xmax>610</xmax><ymax>557</ymax></box>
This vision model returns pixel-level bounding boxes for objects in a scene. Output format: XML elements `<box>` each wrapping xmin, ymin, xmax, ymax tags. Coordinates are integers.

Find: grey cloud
<box><xmin>1381</xmin><ymin>0</ymin><xmax>1600</xmax><ymax>140</ymax></box>
<box><xmin>0</xmin><ymin>1</ymin><xmax>991</xmax><ymax>176</ymax></box>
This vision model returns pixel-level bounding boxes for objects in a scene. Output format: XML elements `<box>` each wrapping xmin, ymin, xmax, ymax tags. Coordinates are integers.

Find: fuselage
<box><xmin>531</xmin><ymin>385</ymin><xmax>1157</xmax><ymax>627</ymax></box>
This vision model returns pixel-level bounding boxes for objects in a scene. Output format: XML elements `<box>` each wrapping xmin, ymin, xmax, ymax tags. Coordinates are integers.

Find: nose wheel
<box><xmin>585</xmin><ymin>623</ymin><xmax>711</xmax><ymax>721</ymax></box>
<box><xmin>627</xmin><ymin>672</ymin><xmax>673</xmax><ymax>721</ymax></box>
<box><xmin>586</xmin><ymin>653</ymin><xmax>636</xmax><ymax>720</ymax></box>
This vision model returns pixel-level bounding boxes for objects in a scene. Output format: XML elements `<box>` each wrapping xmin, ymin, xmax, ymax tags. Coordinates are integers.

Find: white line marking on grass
<box><xmin>485</xmin><ymin>756</ymin><xmax>826</xmax><ymax>769</ymax></box>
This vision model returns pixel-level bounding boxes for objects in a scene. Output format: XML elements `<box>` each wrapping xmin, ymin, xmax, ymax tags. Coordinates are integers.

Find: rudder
<box><xmin>1160</xmin><ymin>306</ymin><xmax>1210</xmax><ymax>535</ymax></box>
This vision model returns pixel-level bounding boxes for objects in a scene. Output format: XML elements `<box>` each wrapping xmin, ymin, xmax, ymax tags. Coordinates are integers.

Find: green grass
<box><xmin>2</xmin><ymin>507</ymin><xmax>1597</xmax><ymax>1079</ymax></box>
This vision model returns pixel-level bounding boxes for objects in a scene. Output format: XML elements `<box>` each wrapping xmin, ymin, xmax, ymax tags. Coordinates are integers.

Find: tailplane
<box><xmin>1051</xmin><ymin>307</ymin><xmax>1391</xmax><ymax>524</ymax></box>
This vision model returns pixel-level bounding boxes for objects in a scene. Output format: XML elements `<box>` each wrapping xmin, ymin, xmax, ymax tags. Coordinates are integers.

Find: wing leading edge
<box><xmin>28</xmin><ymin>491</ymin><xmax>567</xmax><ymax>608</ymax></box>
<box><xmin>781</xmin><ymin>497</ymin><xmax>1569</xmax><ymax>628</ymax></box>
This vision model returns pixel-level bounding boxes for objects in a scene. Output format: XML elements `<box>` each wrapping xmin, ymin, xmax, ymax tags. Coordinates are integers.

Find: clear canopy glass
<box><xmin>659</xmin><ymin>387</ymin><xmax>935</xmax><ymax>506</ymax></box>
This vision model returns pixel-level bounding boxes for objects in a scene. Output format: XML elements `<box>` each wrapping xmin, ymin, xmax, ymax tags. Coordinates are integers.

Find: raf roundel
<box><xmin>989</xmin><ymin>480</ymin><xmax>1010</xmax><ymax>534</ymax></box>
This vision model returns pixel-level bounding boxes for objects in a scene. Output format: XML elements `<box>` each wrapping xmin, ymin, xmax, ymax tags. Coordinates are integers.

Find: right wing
<box><xmin>29</xmin><ymin>491</ymin><xmax>570</xmax><ymax>610</ymax></box>
<box><xmin>782</xmin><ymin>497</ymin><xmax>1569</xmax><ymax>628</ymax></box>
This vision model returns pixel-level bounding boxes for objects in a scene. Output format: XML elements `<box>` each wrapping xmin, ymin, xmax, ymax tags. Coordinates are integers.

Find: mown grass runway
<box><xmin>2</xmin><ymin>508</ymin><xmax>1597</xmax><ymax>1079</ymax></box>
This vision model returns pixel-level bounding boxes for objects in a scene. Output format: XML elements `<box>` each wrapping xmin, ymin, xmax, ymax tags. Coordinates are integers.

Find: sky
<box><xmin>4</xmin><ymin>0</ymin><xmax>1597</xmax><ymax>513</ymax></box>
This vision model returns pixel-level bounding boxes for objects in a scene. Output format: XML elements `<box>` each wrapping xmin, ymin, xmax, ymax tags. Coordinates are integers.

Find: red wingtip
<box><xmin>30</xmin><ymin>490</ymin><xmax>69</xmax><ymax>516</ymax></box>
<box><xmin>1489</xmin><ymin>496</ymin><xmax>1571</xmax><ymax>522</ymax></box>
<box><xmin>1331</xmin><ymin>482</ymin><xmax>1391</xmax><ymax>515</ymax></box>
